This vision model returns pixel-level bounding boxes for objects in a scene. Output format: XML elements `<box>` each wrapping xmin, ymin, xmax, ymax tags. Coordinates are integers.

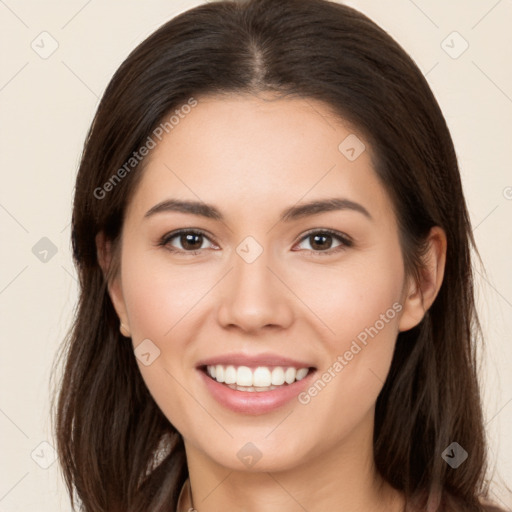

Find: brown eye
<box><xmin>159</xmin><ymin>229</ymin><xmax>216</xmax><ymax>255</ymax></box>
<box><xmin>177</xmin><ymin>232</ymin><xmax>204</xmax><ymax>251</ymax></box>
<box><xmin>308</xmin><ymin>233</ymin><xmax>335</xmax><ymax>251</ymax></box>
<box><xmin>295</xmin><ymin>229</ymin><xmax>352</xmax><ymax>256</ymax></box>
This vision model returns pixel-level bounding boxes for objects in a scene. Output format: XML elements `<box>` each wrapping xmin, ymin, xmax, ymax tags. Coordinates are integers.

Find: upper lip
<box><xmin>196</xmin><ymin>352</ymin><xmax>316</xmax><ymax>369</ymax></box>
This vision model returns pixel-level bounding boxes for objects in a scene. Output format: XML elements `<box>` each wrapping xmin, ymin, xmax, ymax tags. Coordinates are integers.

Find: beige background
<box><xmin>0</xmin><ymin>0</ymin><xmax>511</xmax><ymax>510</ymax></box>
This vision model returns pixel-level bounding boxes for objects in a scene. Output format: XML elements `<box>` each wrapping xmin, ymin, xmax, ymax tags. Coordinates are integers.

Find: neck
<box><xmin>180</xmin><ymin>411</ymin><xmax>404</xmax><ymax>512</ymax></box>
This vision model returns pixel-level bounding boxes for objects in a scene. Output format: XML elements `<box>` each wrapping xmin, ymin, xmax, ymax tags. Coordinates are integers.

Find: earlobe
<box><xmin>398</xmin><ymin>226</ymin><xmax>447</xmax><ymax>332</ymax></box>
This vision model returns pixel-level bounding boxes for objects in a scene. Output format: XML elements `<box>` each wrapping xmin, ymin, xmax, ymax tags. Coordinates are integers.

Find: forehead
<box><xmin>125</xmin><ymin>93</ymin><xmax>392</xmax><ymax>225</ymax></box>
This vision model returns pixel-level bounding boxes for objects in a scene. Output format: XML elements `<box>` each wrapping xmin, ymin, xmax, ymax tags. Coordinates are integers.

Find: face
<box><xmin>105</xmin><ymin>93</ymin><xmax>427</xmax><ymax>473</ymax></box>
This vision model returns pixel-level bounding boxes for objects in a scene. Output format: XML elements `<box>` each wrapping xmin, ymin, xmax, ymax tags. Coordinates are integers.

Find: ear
<box><xmin>96</xmin><ymin>231</ymin><xmax>131</xmax><ymax>336</ymax></box>
<box><xmin>398</xmin><ymin>226</ymin><xmax>447</xmax><ymax>332</ymax></box>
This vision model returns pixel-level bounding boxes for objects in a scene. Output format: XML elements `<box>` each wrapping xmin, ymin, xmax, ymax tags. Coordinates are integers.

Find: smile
<box><xmin>204</xmin><ymin>364</ymin><xmax>311</xmax><ymax>392</ymax></box>
<box><xmin>196</xmin><ymin>355</ymin><xmax>317</xmax><ymax>414</ymax></box>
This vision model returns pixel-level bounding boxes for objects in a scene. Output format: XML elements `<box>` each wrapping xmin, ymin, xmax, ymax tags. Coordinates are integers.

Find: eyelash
<box><xmin>157</xmin><ymin>228</ymin><xmax>353</xmax><ymax>257</ymax></box>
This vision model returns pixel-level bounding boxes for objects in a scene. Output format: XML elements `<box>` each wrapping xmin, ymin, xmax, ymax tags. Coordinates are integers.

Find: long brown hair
<box><xmin>51</xmin><ymin>0</ymin><xmax>505</xmax><ymax>510</ymax></box>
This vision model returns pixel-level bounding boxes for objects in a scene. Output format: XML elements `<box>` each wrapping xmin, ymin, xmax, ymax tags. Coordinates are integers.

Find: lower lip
<box><xmin>198</xmin><ymin>368</ymin><xmax>316</xmax><ymax>415</ymax></box>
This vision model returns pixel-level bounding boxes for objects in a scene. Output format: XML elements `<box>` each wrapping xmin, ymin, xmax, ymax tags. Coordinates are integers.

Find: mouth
<box><xmin>199</xmin><ymin>364</ymin><xmax>315</xmax><ymax>392</ymax></box>
<box><xmin>195</xmin><ymin>353</ymin><xmax>318</xmax><ymax>414</ymax></box>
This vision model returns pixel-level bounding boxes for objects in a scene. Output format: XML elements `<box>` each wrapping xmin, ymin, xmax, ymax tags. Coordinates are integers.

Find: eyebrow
<box><xmin>144</xmin><ymin>197</ymin><xmax>372</xmax><ymax>222</ymax></box>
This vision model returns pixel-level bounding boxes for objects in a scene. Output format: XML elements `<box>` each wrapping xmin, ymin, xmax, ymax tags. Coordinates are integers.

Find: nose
<box><xmin>216</xmin><ymin>244</ymin><xmax>294</xmax><ymax>334</ymax></box>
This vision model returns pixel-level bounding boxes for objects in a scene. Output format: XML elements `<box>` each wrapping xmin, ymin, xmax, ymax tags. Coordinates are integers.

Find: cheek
<box><xmin>120</xmin><ymin>245</ymin><xmax>215</xmax><ymax>343</ymax></box>
<box><xmin>118</xmin><ymin>246</ymin><xmax>209</xmax><ymax>432</ymax></box>
<box><xmin>290</xmin><ymin>248</ymin><xmax>404</xmax><ymax>346</ymax></box>
<box><xmin>293</xmin><ymin>246</ymin><xmax>404</xmax><ymax>408</ymax></box>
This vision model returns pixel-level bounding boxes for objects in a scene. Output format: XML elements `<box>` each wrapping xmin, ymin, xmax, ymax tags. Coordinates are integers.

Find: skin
<box><xmin>97</xmin><ymin>92</ymin><xmax>446</xmax><ymax>512</ymax></box>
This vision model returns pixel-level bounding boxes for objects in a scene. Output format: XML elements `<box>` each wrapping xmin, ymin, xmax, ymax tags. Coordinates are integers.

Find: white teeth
<box><xmin>296</xmin><ymin>368</ymin><xmax>309</xmax><ymax>381</ymax></box>
<box><xmin>227</xmin><ymin>384</ymin><xmax>279</xmax><ymax>392</ymax></box>
<box><xmin>271</xmin><ymin>367</ymin><xmax>285</xmax><ymax>386</ymax></box>
<box><xmin>253</xmin><ymin>367</ymin><xmax>272</xmax><ymax>387</ymax></box>
<box><xmin>236</xmin><ymin>366</ymin><xmax>253</xmax><ymax>387</ymax></box>
<box><xmin>224</xmin><ymin>365</ymin><xmax>237</xmax><ymax>384</ymax></box>
<box><xmin>284</xmin><ymin>367</ymin><xmax>296</xmax><ymax>384</ymax></box>
<box><xmin>215</xmin><ymin>365</ymin><xmax>224</xmax><ymax>383</ymax></box>
<box><xmin>206</xmin><ymin>364</ymin><xmax>311</xmax><ymax>389</ymax></box>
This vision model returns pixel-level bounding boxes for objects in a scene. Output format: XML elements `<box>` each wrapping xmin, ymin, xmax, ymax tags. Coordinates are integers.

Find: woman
<box><xmin>52</xmin><ymin>0</ymin><xmax>507</xmax><ymax>510</ymax></box>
